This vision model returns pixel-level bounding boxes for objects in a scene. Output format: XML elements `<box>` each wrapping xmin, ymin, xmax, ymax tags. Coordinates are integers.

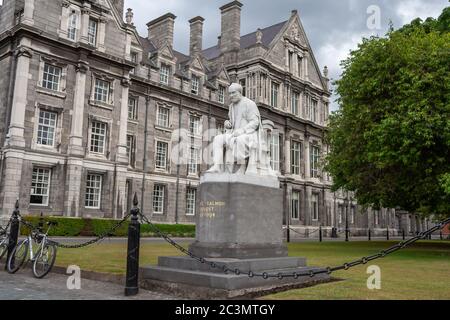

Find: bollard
<box><xmin>319</xmin><ymin>226</ymin><xmax>322</xmax><ymax>242</ymax></box>
<box><xmin>402</xmin><ymin>229</ymin><xmax>405</xmax><ymax>240</ymax></box>
<box><xmin>125</xmin><ymin>194</ymin><xmax>141</xmax><ymax>296</ymax></box>
<box><xmin>5</xmin><ymin>200</ymin><xmax>20</xmax><ymax>270</ymax></box>
<box><xmin>368</xmin><ymin>229</ymin><xmax>371</xmax><ymax>241</ymax></box>
<box><xmin>286</xmin><ymin>226</ymin><xmax>290</xmax><ymax>243</ymax></box>
<box><xmin>386</xmin><ymin>227</ymin><xmax>389</xmax><ymax>241</ymax></box>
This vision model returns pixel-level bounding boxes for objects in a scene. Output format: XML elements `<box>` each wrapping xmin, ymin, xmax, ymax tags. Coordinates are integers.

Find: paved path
<box><xmin>0</xmin><ymin>267</ymin><xmax>177</xmax><ymax>300</ymax></box>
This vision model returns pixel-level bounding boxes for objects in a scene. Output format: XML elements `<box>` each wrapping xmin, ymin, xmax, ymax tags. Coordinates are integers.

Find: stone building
<box><xmin>0</xmin><ymin>0</ymin><xmax>427</xmax><ymax>237</ymax></box>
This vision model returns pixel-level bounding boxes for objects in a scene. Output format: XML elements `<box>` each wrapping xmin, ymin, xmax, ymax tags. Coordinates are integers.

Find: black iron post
<box><xmin>345</xmin><ymin>195</ymin><xmax>349</xmax><ymax>242</ymax></box>
<box><xmin>286</xmin><ymin>226</ymin><xmax>290</xmax><ymax>243</ymax></box>
<box><xmin>386</xmin><ymin>227</ymin><xmax>389</xmax><ymax>241</ymax></box>
<box><xmin>6</xmin><ymin>200</ymin><xmax>20</xmax><ymax>270</ymax></box>
<box><xmin>125</xmin><ymin>194</ymin><xmax>141</xmax><ymax>296</ymax></box>
<box><xmin>319</xmin><ymin>225</ymin><xmax>322</xmax><ymax>242</ymax></box>
<box><xmin>402</xmin><ymin>229</ymin><xmax>405</xmax><ymax>240</ymax></box>
<box><xmin>368</xmin><ymin>229</ymin><xmax>371</xmax><ymax>241</ymax></box>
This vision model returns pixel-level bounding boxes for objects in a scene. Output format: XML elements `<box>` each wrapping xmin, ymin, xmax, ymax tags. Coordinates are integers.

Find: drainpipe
<box><xmin>174</xmin><ymin>98</ymin><xmax>182</xmax><ymax>224</ymax></box>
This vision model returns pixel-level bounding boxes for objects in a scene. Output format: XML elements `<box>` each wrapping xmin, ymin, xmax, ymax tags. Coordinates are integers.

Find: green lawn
<box><xmin>55</xmin><ymin>240</ymin><xmax>450</xmax><ymax>300</ymax></box>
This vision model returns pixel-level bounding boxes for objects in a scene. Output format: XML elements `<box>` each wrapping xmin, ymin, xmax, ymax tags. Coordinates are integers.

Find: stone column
<box><xmin>68</xmin><ymin>60</ymin><xmax>89</xmax><ymax>156</ymax></box>
<box><xmin>113</xmin><ymin>165</ymin><xmax>128</xmax><ymax>219</ymax></box>
<box><xmin>0</xmin><ymin>149</ymin><xmax>25</xmax><ymax>220</ymax></box>
<box><xmin>22</xmin><ymin>0</ymin><xmax>35</xmax><ymax>26</ymax></box>
<box><xmin>304</xmin><ymin>133</ymin><xmax>310</xmax><ymax>179</ymax></box>
<box><xmin>64</xmin><ymin>159</ymin><xmax>83</xmax><ymax>217</ymax></box>
<box><xmin>8</xmin><ymin>42</ymin><xmax>32</xmax><ymax>148</ymax></box>
<box><xmin>117</xmin><ymin>78</ymin><xmax>130</xmax><ymax>164</ymax></box>
<box><xmin>303</xmin><ymin>53</ymin><xmax>309</xmax><ymax>81</ymax></box>
<box><xmin>97</xmin><ymin>17</ymin><xmax>107</xmax><ymax>52</ymax></box>
<box><xmin>80</xmin><ymin>4</ymin><xmax>91</xmax><ymax>44</ymax></box>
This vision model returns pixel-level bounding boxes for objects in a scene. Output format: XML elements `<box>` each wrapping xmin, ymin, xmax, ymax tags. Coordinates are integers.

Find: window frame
<box><xmin>128</xmin><ymin>97</ymin><xmax>138</xmax><ymax>121</ymax></box>
<box><xmin>310</xmin><ymin>144</ymin><xmax>320</xmax><ymax>178</ymax></box>
<box><xmin>160</xmin><ymin>64</ymin><xmax>170</xmax><ymax>85</ymax></box>
<box><xmin>67</xmin><ymin>11</ymin><xmax>78</xmax><ymax>41</ymax></box>
<box><xmin>88</xmin><ymin>18</ymin><xmax>98</xmax><ymax>46</ymax></box>
<box><xmin>30</xmin><ymin>167</ymin><xmax>51</xmax><ymax>206</ymax></box>
<box><xmin>36</xmin><ymin>110</ymin><xmax>58</xmax><ymax>148</ymax></box>
<box><xmin>311</xmin><ymin>193</ymin><xmax>319</xmax><ymax>221</ymax></box>
<box><xmin>89</xmin><ymin>120</ymin><xmax>108</xmax><ymax>155</ymax></box>
<box><xmin>291</xmin><ymin>190</ymin><xmax>300</xmax><ymax>220</ymax></box>
<box><xmin>152</xmin><ymin>184</ymin><xmax>165</xmax><ymax>215</ymax></box>
<box><xmin>290</xmin><ymin>140</ymin><xmax>302</xmax><ymax>175</ymax></box>
<box><xmin>156</xmin><ymin>105</ymin><xmax>171</xmax><ymax>128</ymax></box>
<box><xmin>85</xmin><ymin>173</ymin><xmax>102</xmax><ymax>209</ymax></box>
<box><xmin>186</xmin><ymin>187</ymin><xmax>197</xmax><ymax>216</ymax></box>
<box><xmin>191</xmin><ymin>75</ymin><xmax>200</xmax><ymax>95</ymax></box>
<box><xmin>271</xmin><ymin>82</ymin><xmax>279</xmax><ymax>108</ymax></box>
<box><xmin>269</xmin><ymin>133</ymin><xmax>280</xmax><ymax>172</ymax></box>
<box><xmin>155</xmin><ymin>140</ymin><xmax>169</xmax><ymax>171</ymax></box>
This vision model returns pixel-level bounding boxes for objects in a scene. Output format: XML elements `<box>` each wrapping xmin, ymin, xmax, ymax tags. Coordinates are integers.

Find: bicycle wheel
<box><xmin>7</xmin><ymin>239</ymin><xmax>29</xmax><ymax>274</ymax></box>
<box><xmin>0</xmin><ymin>236</ymin><xmax>8</xmax><ymax>261</ymax></box>
<box><xmin>32</xmin><ymin>242</ymin><xmax>57</xmax><ymax>278</ymax></box>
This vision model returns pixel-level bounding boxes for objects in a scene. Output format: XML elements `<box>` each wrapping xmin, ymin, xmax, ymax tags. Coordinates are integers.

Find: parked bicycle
<box><xmin>0</xmin><ymin>225</ymin><xmax>9</xmax><ymax>262</ymax></box>
<box><xmin>6</xmin><ymin>221</ymin><xmax>58</xmax><ymax>278</ymax></box>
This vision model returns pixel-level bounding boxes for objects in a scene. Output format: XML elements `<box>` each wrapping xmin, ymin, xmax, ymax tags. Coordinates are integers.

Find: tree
<box><xmin>325</xmin><ymin>8</ymin><xmax>450</xmax><ymax>219</ymax></box>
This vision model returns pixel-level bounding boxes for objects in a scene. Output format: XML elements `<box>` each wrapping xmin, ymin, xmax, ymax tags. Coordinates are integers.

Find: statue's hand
<box><xmin>224</xmin><ymin>120</ymin><xmax>232</xmax><ymax>130</ymax></box>
<box><xmin>232</xmin><ymin>128</ymin><xmax>245</xmax><ymax>137</ymax></box>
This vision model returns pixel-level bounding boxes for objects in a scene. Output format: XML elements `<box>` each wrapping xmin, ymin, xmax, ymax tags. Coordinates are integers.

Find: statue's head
<box><xmin>228</xmin><ymin>83</ymin><xmax>243</xmax><ymax>104</ymax></box>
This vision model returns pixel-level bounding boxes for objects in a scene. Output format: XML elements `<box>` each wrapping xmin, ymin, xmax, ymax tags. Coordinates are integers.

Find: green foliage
<box><xmin>20</xmin><ymin>215</ymin><xmax>195</xmax><ymax>237</ymax></box>
<box><xmin>326</xmin><ymin>8</ymin><xmax>450</xmax><ymax>217</ymax></box>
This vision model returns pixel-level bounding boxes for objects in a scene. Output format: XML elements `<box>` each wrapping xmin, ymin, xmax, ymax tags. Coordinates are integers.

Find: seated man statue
<box><xmin>208</xmin><ymin>83</ymin><xmax>268</xmax><ymax>175</ymax></box>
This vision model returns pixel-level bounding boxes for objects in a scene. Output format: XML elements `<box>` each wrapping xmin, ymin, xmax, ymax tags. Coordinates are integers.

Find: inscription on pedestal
<box><xmin>199</xmin><ymin>201</ymin><xmax>226</xmax><ymax>219</ymax></box>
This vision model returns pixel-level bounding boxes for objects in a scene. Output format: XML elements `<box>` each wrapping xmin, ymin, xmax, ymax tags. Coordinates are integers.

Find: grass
<box><xmin>54</xmin><ymin>240</ymin><xmax>450</xmax><ymax>300</ymax></box>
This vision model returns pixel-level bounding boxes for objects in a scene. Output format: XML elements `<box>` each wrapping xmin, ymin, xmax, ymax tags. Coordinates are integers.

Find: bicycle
<box><xmin>6</xmin><ymin>221</ymin><xmax>58</xmax><ymax>278</ymax></box>
<box><xmin>0</xmin><ymin>225</ymin><xmax>9</xmax><ymax>262</ymax></box>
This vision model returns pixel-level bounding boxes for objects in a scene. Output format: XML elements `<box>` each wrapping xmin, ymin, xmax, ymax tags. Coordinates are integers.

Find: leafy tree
<box><xmin>325</xmin><ymin>8</ymin><xmax>450</xmax><ymax>219</ymax></box>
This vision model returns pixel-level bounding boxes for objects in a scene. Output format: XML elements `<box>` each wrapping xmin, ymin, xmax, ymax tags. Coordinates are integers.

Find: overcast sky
<box><xmin>125</xmin><ymin>0</ymin><xmax>447</xmax><ymax>111</ymax></box>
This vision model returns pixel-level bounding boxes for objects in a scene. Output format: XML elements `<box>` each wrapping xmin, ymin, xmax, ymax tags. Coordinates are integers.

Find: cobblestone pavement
<box><xmin>0</xmin><ymin>267</ymin><xmax>177</xmax><ymax>300</ymax></box>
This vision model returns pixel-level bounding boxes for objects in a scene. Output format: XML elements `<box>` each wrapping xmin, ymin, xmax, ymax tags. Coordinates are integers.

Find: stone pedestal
<box><xmin>189</xmin><ymin>174</ymin><xmax>286</xmax><ymax>258</ymax></box>
<box><xmin>142</xmin><ymin>173</ymin><xmax>331</xmax><ymax>298</ymax></box>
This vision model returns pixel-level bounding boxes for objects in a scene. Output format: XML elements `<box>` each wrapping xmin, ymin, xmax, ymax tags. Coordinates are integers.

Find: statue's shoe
<box><xmin>206</xmin><ymin>165</ymin><xmax>222</xmax><ymax>173</ymax></box>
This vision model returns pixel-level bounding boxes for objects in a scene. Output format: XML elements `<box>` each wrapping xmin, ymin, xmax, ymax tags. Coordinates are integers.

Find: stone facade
<box><xmin>0</xmin><ymin>0</ymin><xmax>428</xmax><ymax>237</ymax></box>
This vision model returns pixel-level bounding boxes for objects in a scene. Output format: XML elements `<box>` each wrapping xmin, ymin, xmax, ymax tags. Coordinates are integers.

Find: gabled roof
<box><xmin>202</xmin><ymin>20</ymin><xmax>287</xmax><ymax>60</ymax></box>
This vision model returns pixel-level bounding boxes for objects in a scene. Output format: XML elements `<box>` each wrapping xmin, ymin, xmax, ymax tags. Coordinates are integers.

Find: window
<box><xmin>155</xmin><ymin>141</ymin><xmax>168</xmax><ymax>170</ymax></box>
<box><xmin>271</xmin><ymin>82</ymin><xmax>279</xmax><ymax>108</ymax></box>
<box><xmin>291</xmin><ymin>190</ymin><xmax>300</xmax><ymax>220</ymax></box>
<box><xmin>37</xmin><ymin>111</ymin><xmax>57</xmax><ymax>147</ymax></box>
<box><xmin>85</xmin><ymin>174</ymin><xmax>102</xmax><ymax>209</ymax></box>
<box><xmin>90</xmin><ymin>121</ymin><xmax>107</xmax><ymax>154</ymax></box>
<box><xmin>127</xmin><ymin>135</ymin><xmax>136</xmax><ymax>167</ymax></box>
<box><xmin>94</xmin><ymin>78</ymin><xmax>111</xmax><ymax>104</ymax></box>
<box><xmin>30</xmin><ymin>168</ymin><xmax>51</xmax><ymax>206</ymax></box>
<box><xmin>239</xmin><ymin>79</ymin><xmax>246</xmax><ymax>97</ymax></box>
<box><xmin>218</xmin><ymin>85</ymin><xmax>225</xmax><ymax>104</ymax></box>
<box><xmin>291</xmin><ymin>141</ymin><xmax>301</xmax><ymax>175</ymax></box>
<box><xmin>188</xmin><ymin>147</ymin><xmax>199</xmax><ymax>175</ymax></box>
<box><xmin>350</xmin><ymin>206</ymin><xmax>355</xmax><ymax>224</ymax></box>
<box><xmin>128</xmin><ymin>98</ymin><xmax>138</xmax><ymax>120</ymax></box>
<box><xmin>88</xmin><ymin>19</ymin><xmax>98</xmax><ymax>46</ymax></box>
<box><xmin>191</xmin><ymin>75</ymin><xmax>199</xmax><ymax>95</ymax></box>
<box><xmin>68</xmin><ymin>12</ymin><xmax>78</xmax><ymax>41</ymax></box>
<box><xmin>309</xmin><ymin>98</ymin><xmax>318</xmax><ymax>122</ymax></box>
<box><xmin>186</xmin><ymin>188</ymin><xmax>196</xmax><ymax>216</ymax></box>
<box><xmin>310</xmin><ymin>145</ymin><xmax>320</xmax><ymax>178</ymax></box>
<box><xmin>297</xmin><ymin>56</ymin><xmax>303</xmax><ymax>77</ymax></box>
<box><xmin>311</xmin><ymin>193</ymin><xmax>319</xmax><ymax>221</ymax></box>
<box><xmin>288</xmin><ymin>51</ymin><xmax>293</xmax><ymax>73</ymax></box>
<box><xmin>269</xmin><ymin>133</ymin><xmax>280</xmax><ymax>172</ymax></box>
<box><xmin>189</xmin><ymin>115</ymin><xmax>201</xmax><ymax>135</ymax></box>
<box><xmin>130</xmin><ymin>52</ymin><xmax>138</xmax><ymax>63</ymax></box>
<box><xmin>160</xmin><ymin>64</ymin><xmax>170</xmax><ymax>85</ymax></box>
<box><xmin>42</xmin><ymin>64</ymin><xmax>62</xmax><ymax>91</ymax></box>
<box><xmin>291</xmin><ymin>92</ymin><xmax>299</xmax><ymax>116</ymax></box>
<box><xmin>152</xmin><ymin>184</ymin><xmax>165</xmax><ymax>214</ymax></box>
<box><xmin>157</xmin><ymin>105</ymin><xmax>170</xmax><ymax>128</ymax></box>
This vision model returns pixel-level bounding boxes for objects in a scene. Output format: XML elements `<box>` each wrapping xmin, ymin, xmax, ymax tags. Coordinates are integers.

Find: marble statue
<box><xmin>207</xmin><ymin>83</ymin><xmax>275</xmax><ymax>176</ymax></box>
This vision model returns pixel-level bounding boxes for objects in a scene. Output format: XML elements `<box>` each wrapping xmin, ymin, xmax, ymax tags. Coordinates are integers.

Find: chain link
<box><xmin>139</xmin><ymin>213</ymin><xmax>450</xmax><ymax>280</ymax></box>
<box><xmin>14</xmin><ymin>212</ymin><xmax>132</xmax><ymax>249</ymax></box>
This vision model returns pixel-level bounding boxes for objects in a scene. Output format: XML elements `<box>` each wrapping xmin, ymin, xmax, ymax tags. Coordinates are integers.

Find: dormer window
<box><xmin>191</xmin><ymin>75</ymin><xmax>199</xmax><ymax>95</ymax></box>
<box><xmin>218</xmin><ymin>85</ymin><xmax>225</xmax><ymax>104</ymax></box>
<box><xmin>160</xmin><ymin>64</ymin><xmax>170</xmax><ymax>85</ymax></box>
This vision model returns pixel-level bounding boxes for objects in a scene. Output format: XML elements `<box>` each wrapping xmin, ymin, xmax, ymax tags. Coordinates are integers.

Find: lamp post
<box><xmin>345</xmin><ymin>191</ymin><xmax>349</xmax><ymax>242</ymax></box>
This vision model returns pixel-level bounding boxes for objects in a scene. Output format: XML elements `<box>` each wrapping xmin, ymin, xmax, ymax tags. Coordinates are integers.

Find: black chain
<box><xmin>139</xmin><ymin>213</ymin><xmax>450</xmax><ymax>280</ymax></box>
<box><xmin>16</xmin><ymin>213</ymin><xmax>132</xmax><ymax>249</ymax></box>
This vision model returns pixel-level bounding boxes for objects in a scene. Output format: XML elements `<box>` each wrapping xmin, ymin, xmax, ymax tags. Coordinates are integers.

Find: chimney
<box><xmin>220</xmin><ymin>1</ymin><xmax>242</xmax><ymax>54</ymax></box>
<box><xmin>146</xmin><ymin>13</ymin><xmax>177</xmax><ymax>49</ymax></box>
<box><xmin>189</xmin><ymin>16</ymin><xmax>205</xmax><ymax>57</ymax></box>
